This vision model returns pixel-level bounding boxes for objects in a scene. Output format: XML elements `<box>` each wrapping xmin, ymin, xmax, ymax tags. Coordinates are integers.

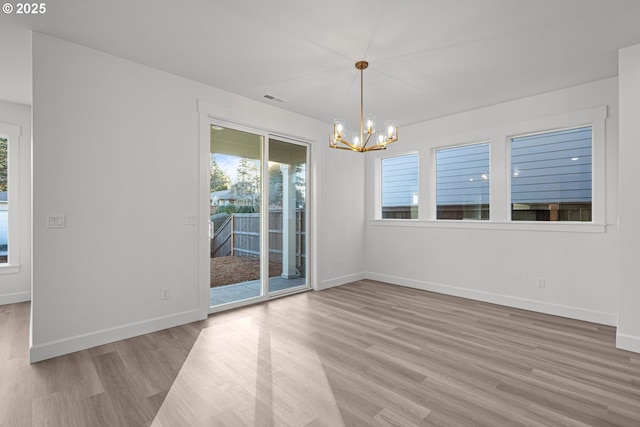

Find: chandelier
<box><xmin>330</xmin><ymin>61</ymin><xmax>398</xmax><ymax>152</ymax></box>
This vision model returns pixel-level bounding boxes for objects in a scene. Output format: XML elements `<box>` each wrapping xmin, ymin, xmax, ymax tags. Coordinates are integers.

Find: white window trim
<box><xmin>373</xmin><ymin>150</ymin><xmax>420</xmax><ymax>220</ymax></box>
<box><xmin>505</xmin><ymin>107</ymin><xmax>605</xmax><ymax>225</ymax></box>
<box><xmin>369</xmin><ymin>106</ymin><xmax>607</xmax><ymax>233</ymax></box>
<box><xmin>0</xmin><ymin>122</ymin><xmax>21</xmax><ymax>274</ymax></box>
<box><xmin>432</xmin><ymin>140</ymin><xmax>491</xmax><ymax>221</ymax></box>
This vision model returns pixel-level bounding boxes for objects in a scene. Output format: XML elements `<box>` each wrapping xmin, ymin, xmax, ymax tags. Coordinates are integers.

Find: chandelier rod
<box><xmin>357</xmin><ymin>61</ymin><xmax>372</xmax><ymax>150</ymax></box>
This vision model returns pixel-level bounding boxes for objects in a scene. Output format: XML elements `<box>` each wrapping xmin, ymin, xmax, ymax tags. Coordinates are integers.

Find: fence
<box><xmin>211</xmin><ymin>210</ymin><xmax>306</xmax><ymax>270</ymax></box>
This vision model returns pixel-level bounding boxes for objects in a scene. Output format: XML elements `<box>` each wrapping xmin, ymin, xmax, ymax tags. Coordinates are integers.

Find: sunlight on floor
<box><xmin>150</xmin><ymin>315</ymin><xmax>345</xmax><ymax>426</ymax></box>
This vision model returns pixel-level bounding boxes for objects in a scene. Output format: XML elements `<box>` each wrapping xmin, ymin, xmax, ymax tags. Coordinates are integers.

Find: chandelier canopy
<box><xmin>330</xmin><ymin>61</ymin><xmax>398</xmax><ymax>152</ymax></box>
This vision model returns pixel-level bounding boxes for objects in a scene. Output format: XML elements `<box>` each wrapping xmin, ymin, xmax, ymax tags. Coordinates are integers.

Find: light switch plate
<box><xmin>46</xmin><ymin>215</ymin><xmax>66</xmax><ymax>228</ymax></box>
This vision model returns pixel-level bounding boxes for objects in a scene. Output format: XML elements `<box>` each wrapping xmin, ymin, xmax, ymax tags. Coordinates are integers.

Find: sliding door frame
<box><xmin>208</xmin><ymin>120</ymin><xmax>269</xmax><ymax>313</ymax></box>
<box><xmin>198</xmin><ymin>103</ymin><xmax>315</xmax><ymax>316</ymax></box>
<box><xmin>267</xmin><ymin>134</ymin><xmax>311</xmax><ymax>298</ymax></box>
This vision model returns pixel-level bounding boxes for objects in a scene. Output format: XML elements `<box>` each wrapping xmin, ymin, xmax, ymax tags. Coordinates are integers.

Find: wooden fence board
<box><xmin>211</xmin><ymin>210</ymin><xmax>306</xmax><ymax>271</ymax></box>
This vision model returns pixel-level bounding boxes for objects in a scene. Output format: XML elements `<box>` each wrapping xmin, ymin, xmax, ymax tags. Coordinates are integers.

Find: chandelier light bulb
<box><xmin>334</xmin><ymin>118</ymin><xmax>345</xmax><ymax>139</ymax></box>
<box><xmin>366</xmin><ymin>114</ymin><xmax>375</xmax><ymax>134</ymax></box>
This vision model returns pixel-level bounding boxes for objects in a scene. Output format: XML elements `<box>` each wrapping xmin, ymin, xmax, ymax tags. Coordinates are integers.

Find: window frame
<box><xmin>369</xmin><ymin>106</ymin><xmax>607</xmax><ymax>233</ymax></box>
<box><xmin>374</xmin><ymin>151</ymin><xmax>420</xmax><ymax>220</ymax></box>
<box><xmin>508</xmin><ymin>125</ymin><xmax>593</xmax><ymax>223</ymax></box>
<box><xmin>505</xmin><ymin>107</ymin><xmax>605</xmax><ymax>227</ymax></box>
<box><xmin>434</xmin><ymin>140</ymin><xmax>491</xmax><ymax>221</ymax></box>
<box><xmin>0</xmin><ymin>122</ymin><xmax>21</xmax><ymax>273</ymax></box>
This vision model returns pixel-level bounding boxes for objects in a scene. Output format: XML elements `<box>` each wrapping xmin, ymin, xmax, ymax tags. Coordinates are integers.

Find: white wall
<box><xmin>617</xmin><ymin>43</ymin><xmax>640</xmax><ymax>353</ymax></box>
<box><xmin>0</xmin><ymin>100</ymin><xmax>31</xmax><ymax>304</ymax></box>
<box><xmin>365</xmin><ymin>78</ymin><xmax>620</xmax><ymax>326</ymax></box>
<box><xmin>318</xmin><ymin>146</ymin><xmax>366</xmax><ymax>288</ymax></box>
<box><xmin>31</xmin><ymin>33</ymin><xmax>365</xmax><ymax>361</ymax></box>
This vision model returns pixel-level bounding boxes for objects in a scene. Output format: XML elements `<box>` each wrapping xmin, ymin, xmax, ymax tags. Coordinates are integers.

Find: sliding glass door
<box><xmin>208</xmin><ymin>124</ymin><xmax>309</xmax><ymax>310</ymax></box>
<box><xmin>268</xmin><ymin>139</ymin><xmax>307</xmax><ymax>295</ymax></box>
<box><xmin>209</xmin><ymin>125</ymin><xmax>264</xmax><ymax>307</ymax></box>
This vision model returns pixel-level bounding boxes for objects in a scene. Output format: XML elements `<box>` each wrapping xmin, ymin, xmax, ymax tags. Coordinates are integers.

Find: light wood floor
<box><xmin>2</xmin><ymin>280</ymin><xmax>640</xmax><ymax>426</ymax></box>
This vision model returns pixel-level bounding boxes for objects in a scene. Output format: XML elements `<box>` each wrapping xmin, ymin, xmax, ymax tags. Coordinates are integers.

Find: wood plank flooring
<box><xmin>2</xmin><ymin>280</ymin><xmax>640</xmax><ymax>426</ymax></box>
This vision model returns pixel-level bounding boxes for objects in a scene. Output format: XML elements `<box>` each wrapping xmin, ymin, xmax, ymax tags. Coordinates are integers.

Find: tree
<box><xmin>268</xmin><ymin>162</ymin><xmax>283</xmax><ymax>208</ymax></box>
<box><xmin>232</xmin><ymin>157</ymin><xmax>260</xmax><ymax>210</ymax></box>
<box><xmin>294</xmin><ymin>163</ymin><xmax>306</xmax><ymax>209</ymax></box>
<box><xmin>210</xmin><ymin>154</ymin><xmax>230</xmax><ymax>192</ymax></box>
<box><xmin>268</xmin><ymin>162</ymin><xmax>307</xmax><ymax>209</ymax></box>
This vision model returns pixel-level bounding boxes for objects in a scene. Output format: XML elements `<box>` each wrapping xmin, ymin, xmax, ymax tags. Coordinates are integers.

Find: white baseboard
<box><xmin>616</xmin><ymin>333</ymin><xmax>640</xmax><ymax>353</ymax></box>
<box><xmin>30</xmin><ymin>308</ymin><xmax>205</xmax><ymax>363</ymax></box>
<box><xmin>0</xmin><ymin>291</ymin><xmax>31</xmax><ymax>305</ymax></box>
<box><xmin>317</xmin><ymin>272</ymin><xmax>366</xmax><ymax>291</ymax></box>
<box><xmin>365</xmin><ymin>272</ymin><xmax>617</xmax><ymax>326</ymax></box>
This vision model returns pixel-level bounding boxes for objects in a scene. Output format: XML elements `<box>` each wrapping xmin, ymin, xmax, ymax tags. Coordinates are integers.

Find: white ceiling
<box><xmin>2</xmin><ymin>0</ymin><xmax>640</xmax><ymax>127</ymax></box>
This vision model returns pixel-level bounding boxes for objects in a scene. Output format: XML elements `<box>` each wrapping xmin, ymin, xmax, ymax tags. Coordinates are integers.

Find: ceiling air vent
<box><xmin>263</xmin><ymin>93</ymin><xmax>287</xmax><ymax>103</ymax></box>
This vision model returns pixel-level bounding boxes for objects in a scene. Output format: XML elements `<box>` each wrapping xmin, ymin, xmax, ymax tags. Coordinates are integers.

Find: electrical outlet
<box><xmin>161</xmin><ymin>288</ymin><xmax>171</xmax><ymax>300</ymax></box>
<box><xmin>536</xmin><ymin>278</ymin><xmax>546</xmax><ymax>288</ymax></box>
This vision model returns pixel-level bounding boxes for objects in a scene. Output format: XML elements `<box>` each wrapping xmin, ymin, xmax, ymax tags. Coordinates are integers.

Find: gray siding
<box><xmin>436</xmin><ymin>143</ymin><xmax>490</xmax><ymax>206</ymax></box>
<box><xmin>511</xmin><ymin>126</ymin><xmax>592</xmax><ymax>203</ymax></box>
<box><xmin>381</xmin><ymin>154</ymin><xmax>418</xmax><ymax>207</ymax></box>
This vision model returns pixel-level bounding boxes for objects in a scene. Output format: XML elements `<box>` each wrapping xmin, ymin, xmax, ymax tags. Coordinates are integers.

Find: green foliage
<box><xmin>238</xmin><ymin>205</ymin><xmax>257</xmax><ymax>213</ymax></box>
<box><xmin>269</xmin><ymin>163</ymin><xmax>283</xmax><ymax>208</ymax></box>
<box><xmin>210</xmin><ymin>213</ymin><xmax>231</xmax><ymax>231</ymax></box>
<box><xmin>210</xmin><ymin>155</ymin><xmax>230</xmax><ymax>192</ymax></box>
<box><xmin>215</xmin><ymin>204</ymin><xmax>256</xmax><ymax>214</ymax></box>
<box><xmin>214</xmin><ymin>205</ymin><xmax>235</xmax><ymax>215</ymax></box>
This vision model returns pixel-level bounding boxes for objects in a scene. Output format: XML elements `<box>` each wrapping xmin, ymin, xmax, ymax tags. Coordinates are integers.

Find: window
<box><xmin>0</xmin><ymin>122</ymin><xmax>20</xmax><ymax>269</ymax></box>
<box><xmin>436</xmin><ymin>143</ymin><xmax>490</xmax><ymax>220</ymax></box>
<box><xmin>370</xmin><ymin>107</ymin><xmax>604</xmax><ymax>229</ymax></box>
<box><xmin>511</xmin><ymin>126</ymin><xmax>592</xmax><ymax>222</ymax></box>
<box><xmin>381</xmin><ymin>154</ymin><xmax>418</xmax><ymax>219</ymax></box>
<box><xmin>0</xmin><ymin>137</ymin><xmax>6</xmax><ymax>263</ymax></box>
